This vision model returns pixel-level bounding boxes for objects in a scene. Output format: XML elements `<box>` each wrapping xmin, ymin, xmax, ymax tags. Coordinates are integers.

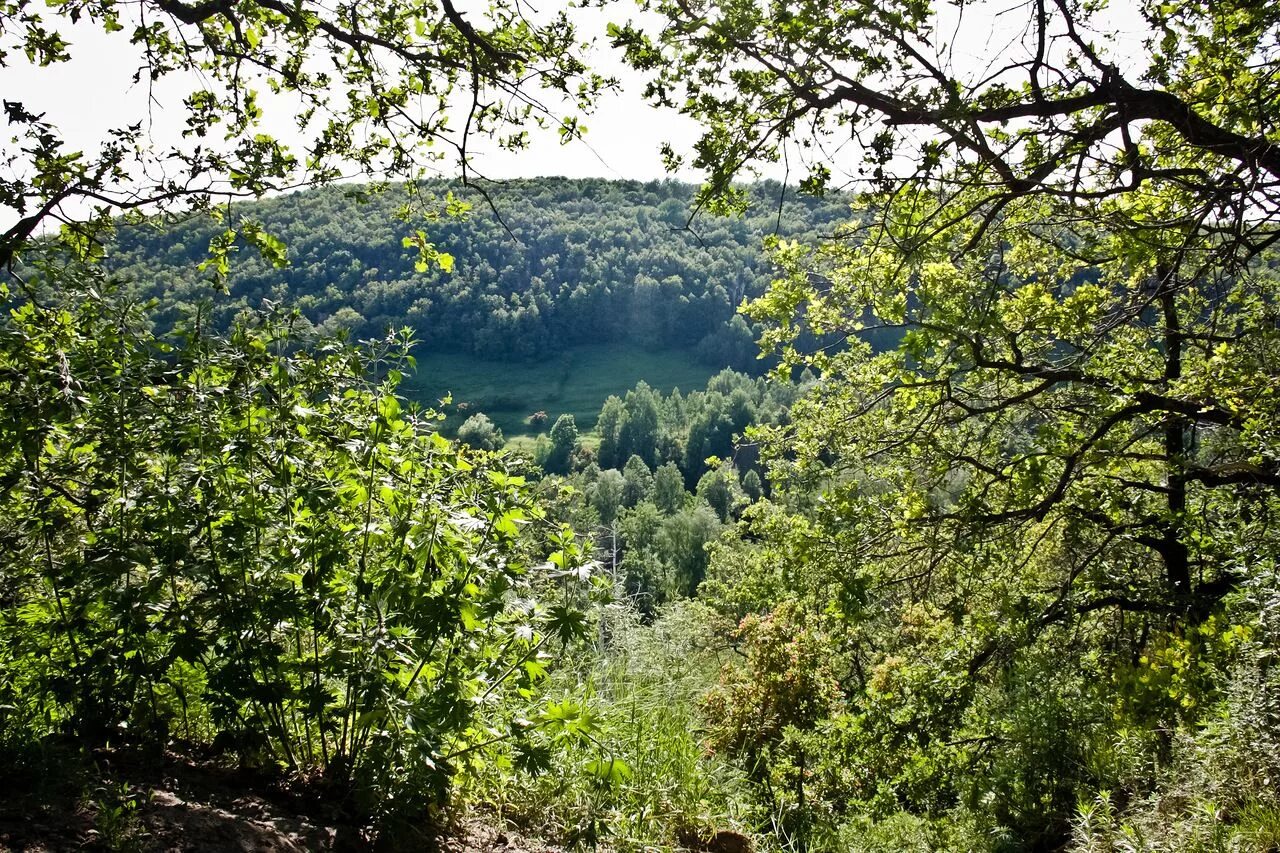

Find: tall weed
<box><xmin>459</xmin><ymin>601</ymin><xmax>760</xmax><ymax>849</ymax></box>
<box><xmin>0</xmin><ymin>275</ymin><xmax>593</xmax><ymax>829</ymax></box>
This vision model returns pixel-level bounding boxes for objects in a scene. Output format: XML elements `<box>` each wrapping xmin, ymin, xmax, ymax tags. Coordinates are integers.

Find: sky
<box><xmin>1</xmin><ymin>0</ymin><xmax>1156</xmax><ymax>232</ymax></box>
<box><xmin>0</xmin><ymin>4</ymin><xmax>724</xmax><ymax>236</ymax></box>
<box><xmin>1</xmin><ymin>4</ymin><xmax>704</xmax><ymax>189</ymax></box>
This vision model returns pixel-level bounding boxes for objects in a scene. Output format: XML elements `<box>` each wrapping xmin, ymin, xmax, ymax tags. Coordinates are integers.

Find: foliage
<box><xmin>457</xmin><ymin>601</ymin><xmax>760</xmax><ymax>851</ymax></box>
<box><xmin>703</xmin><ymin>602</ymin><xmax>842</xmax><ymax>769</ymax></box>
<box><xmin>614</xmin><ymin>501</ymin><xmax>722</xmax><ymax>610</ymax></box>
<box><xmin>619</xmin><ymin>0</ymin><xmax>1280</xmax><ymax>846</ymax></box>
<box><xmin>589</xmin><ymin>469</ymin><xmax>626</xmax><ymax>527</ymax></box>
<box><xmin>620</xmin><ymin>456</ymin><xmax>654</xmax><ymax>508</ymax></box>
<box><xmin>457</xmin><ymin>412</ymin><xmax>505</xmax><ymax>451</ymax></box>
<box><xmin>528</xmin><ymin>369</ymin><xmax>793</xmax><ymax>614</ymax></box>
<box><xmin>620</xmin><ymin>0</ymin><xmax>1280</xmax><ymax>260</ymax></box>
<box><xmin>2</xmin><ymin>0</ymin><xmax>606</xmax><ymax>271</ymax></box>
<box><xmin>1072</xmin><ymin>541</ymin><xmax>1280</xmax><ymax>851</ymax></box>
<box><xmin>696</xmin><ymin>467</ymin><xmax>745</xmax><ymax>523</ymax></box>
<box><xmin>88</xmin><ymin>782</ymin><xmax>147</xmax><ymax>852</ymax></box>
<box><xmin>653</xmin><ymin>463</ymin><xmax>688</xmax><ymax>515</ymax></box>
<box><xmin>0</xmin><ymin>273</ymin><xmax>593</xmax><ymax>827</ymax></box>
<box><xmin>542</xmin><ymin>415</ymin><xmax>580</xmax><ymax>476</ymax></box>
<box><xmin>10</xmin><ymin>0</ymin><xmax>1280</xmax><ymax>842</ymax></box>
<box><xmin>105</xmin><ymin>180</ymin><xmax>848</xmax><ymax>362</ymax></box>
<box><xmin>590</xmin><ymin>368</ymin><xmax>800</xmax><ymax>483</ymax></box>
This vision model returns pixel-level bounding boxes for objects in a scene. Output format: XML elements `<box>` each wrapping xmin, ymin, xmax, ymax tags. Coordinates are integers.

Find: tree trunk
<box><xmin>1157</xmin><ymin>264</ymin><xmax>1193</xmax><ymax>606</ymax></box>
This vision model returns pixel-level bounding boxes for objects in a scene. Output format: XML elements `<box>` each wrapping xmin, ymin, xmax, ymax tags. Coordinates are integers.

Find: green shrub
<box><xmin>0</xmin><ymin>274</ymin><xmax>593</xmax><ymax>827</ymax></box>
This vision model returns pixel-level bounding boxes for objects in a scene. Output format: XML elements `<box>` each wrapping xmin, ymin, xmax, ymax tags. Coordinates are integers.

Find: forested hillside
<box><xmin>108</xmin><ymin>179</ymin><xmax>848</xmax><ymax>362</ymax></box>
<box><xmin>7</xmin><ymin>0</ymin><xmax>1280</xmax><ymax>849</ymax></box>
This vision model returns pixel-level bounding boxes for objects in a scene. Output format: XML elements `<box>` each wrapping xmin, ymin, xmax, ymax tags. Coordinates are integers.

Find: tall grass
<box><xmin>457</xmin><ymin>601</ymin><xmax>762</xmax><ymax>850</ymax></box>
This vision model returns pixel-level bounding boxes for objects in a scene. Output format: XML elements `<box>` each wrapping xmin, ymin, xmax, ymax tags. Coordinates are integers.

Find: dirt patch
<box><xmin>437</xmin><ymin>820</ymin><xmax>565</xmax><ymax>853</ymax></box>
<box><xmin>129</xmin><ymin>789</ymin><xmax>344</xmax><ymax>852</ymax></box>
<box><xmin>0</xmin><ymin>750</ymin><xmax>563</xmax><ymax>853</ymax></box>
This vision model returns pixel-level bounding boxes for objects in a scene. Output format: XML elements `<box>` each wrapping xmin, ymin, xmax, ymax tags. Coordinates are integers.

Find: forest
<box><xmin>2</xmin><ymin>0</ymin><xmax>1280</xmax><ymax>851</ymax></box>
<box><xmin>106</xmin><ymin>179</ymin><xmax>848</xmax><ymax>363</ymax></box>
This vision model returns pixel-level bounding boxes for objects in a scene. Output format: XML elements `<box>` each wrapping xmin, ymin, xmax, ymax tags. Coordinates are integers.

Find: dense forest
<box><xmin>107</xmin><ymin>179</ymin><xmax>848</xmax><ymax>363</ymax></box>
<box><xmin>4</xmin><ymin>0</ymin><xmax>1280</xmax><ymax>851</ymax></box>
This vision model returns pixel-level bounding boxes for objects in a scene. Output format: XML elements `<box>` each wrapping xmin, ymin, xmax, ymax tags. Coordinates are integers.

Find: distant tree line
<box><xmin>532</xmin><ymin>368</ymin><xmax>803</xmax><ymax>485</ymax></box>
<box><xmin>106</xmin><ymin>179</ymin><xmax>848</xmax><ymax>364</ymax></box>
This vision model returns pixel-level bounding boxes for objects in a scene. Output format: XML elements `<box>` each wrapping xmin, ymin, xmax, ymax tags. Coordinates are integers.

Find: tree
<box><xmin>621</xmin><ymin>454</ymin><xmax>654</xmax><ymax>507</ymax></box>
<box><xmin>0</xmin><ymin>0</ymin><xmax>616</xmax><ymax>826</ymax></box>
<box><xmin>635</xmin><ymin>0</ymin><xmax>1280</xmax><ymax>620</ymax></box>
<box><xmin>617</xmin><ymin>499</ymin><xmax>721</xmax><ymax>607</ymax></box>
<box><xmin>3</xmin><ymin>0</ymin><xmax>607</xmax><ymax>271</ymax></box>
<box><xmin>542</xmin><ymin>413</ymin><xmax>580</xmax><ymax>475</ymax></box>
<box><xmin>627</xmin><ymin>0</ymin><xmax>1280</xmax><ymax>838</ymax></box>
<box><xmin>659</xmin><ymin>504</ymin><xmax>721</xmax><ymax>597</ymax></box>
<box><xmin>617</xmin><ymin>501</ymin><xmax>670</xmax><ymax>609</ymax></box>
<box><xmin>617</xmin><ymin>0</ymin><xmax>1280</xmax><ymax>265</ymax></box>
<box><xmin>0</xmin><ymin>293</ymin><xmax>596</xmax><ymax>820</ymax></box>
<box><xmin>618</xmin><ymin>381</ymin><xmax>661</xmax><ymax>467</ymax></box>
<box><xmin>319</xmin><ymin>306</ymin><xmax>367</xmax><ymax>337</ymax></box>
<box><xmin>684</xmin><ymin>398</ymin><xmax>733</xmax><ymax>484</ymax></box>
<box><xmin>653</xmin><ymin>462</ymin><xmax>687</xmax><ymax>515</ymax></box>
<box><xmin>596</xmin><ymin>396</ymin><xmax>625</xmax><ymax>470</ymax></box>
<box><xmin>103</xmin><ymin>178</ymin><xmax>849</xmax><ymax>358</ymax></box>
<box><xmin>626</xmin><ymin>0</ymin><xmax>1280</xmax><ymax>665</ymax></box>
<box><xmin>590</xmin><ymin>468</ymin><xmax>626</xmax><ymax>526</ymax></box>
<box><xmin>457</xmin><ymin>412</ymin><xmax>504</xmax><ymax>451</ymax></box>
<box><xmin>696</xmin><ymin>468</ymin><xmax>742</xmax><ymax>523</ymax></box>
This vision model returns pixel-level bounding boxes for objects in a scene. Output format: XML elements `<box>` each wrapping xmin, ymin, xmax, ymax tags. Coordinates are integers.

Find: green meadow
<box><xmin>401</xmin><ymin>344</ymin><xmax>723</xmax><ymax>438</ymax></box>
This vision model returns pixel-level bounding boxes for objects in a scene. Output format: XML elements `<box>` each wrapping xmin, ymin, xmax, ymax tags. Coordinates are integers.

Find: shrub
<box><xmin>0</xmin><ymin>276</ymin><xmax>592</xmax><ymax>828</ymax></box>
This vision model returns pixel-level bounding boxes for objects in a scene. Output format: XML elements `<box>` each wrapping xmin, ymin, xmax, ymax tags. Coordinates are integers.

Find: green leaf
<box><xmin>356</xmin><ymin>708</ymin><xmax>387</xmax><ymax>728</ymax></box>
<box><xmin>585</xmin><ymin>757</ymin><xmax>632</xmax><ymax>787</ymax></box>
<box><xmin>546</xmin><ymin>604</ymin><xmax>588</xmax><ymax>643</ymax></box>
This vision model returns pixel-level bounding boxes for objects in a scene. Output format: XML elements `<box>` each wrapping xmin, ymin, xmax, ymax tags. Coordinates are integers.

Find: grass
<box><xmin>456</xmin><ymin>601</ymin><xmax>761</xmax><ymax>851</ymax></box>
<box><xmin>401</xmin><ymin>344</ymin><xmax>720</xmax><ymax>438</ymax></box>
<box><xmin>503</xmin><ymin>435</ymin><xmax>541</xmax><ymax>456</ymax></box>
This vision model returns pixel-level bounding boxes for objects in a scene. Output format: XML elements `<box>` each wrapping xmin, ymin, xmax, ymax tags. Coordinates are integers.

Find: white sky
<box><xmin>1</xmin><ymin>0</ymin><xmax>1156</xmax><ymax>230</ymax></box>
<box><xmin>0</xmin><ymin>5</ymin><xmax>706</xmax><ymax>190</ymax></box>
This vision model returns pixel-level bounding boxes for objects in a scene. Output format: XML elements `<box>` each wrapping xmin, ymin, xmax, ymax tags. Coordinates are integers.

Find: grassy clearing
<box><xmin>503</xmin><ymin>435</ymin><xmax>541</xmax><ymax>456</ymax></box>
<box><xmin>402</xmin><ymin>344</ymin><xmax>720</xmax><ymax>437</ymax></box>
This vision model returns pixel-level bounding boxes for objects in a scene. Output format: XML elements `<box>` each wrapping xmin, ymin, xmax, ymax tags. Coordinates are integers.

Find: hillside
<box><xmin>9</xmin><ymin>0</ymin><xmax>1280</xmax><ymax>847</ymax></box>
<box><xmin>405</xmin><ymin>344</ymin><xmax>723</xmax><ymax>437</ymax></box>
<box><xmin>106</xmin><ymin>178</ymin><xmax>849</xmax><ymax>364</ymax></box>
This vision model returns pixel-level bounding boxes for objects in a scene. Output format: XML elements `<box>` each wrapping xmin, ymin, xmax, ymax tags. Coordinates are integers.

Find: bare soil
<box><xmin>0</xmin><ymin>749</ymin><xmax>561</xmax><ymax>853</ymax></box>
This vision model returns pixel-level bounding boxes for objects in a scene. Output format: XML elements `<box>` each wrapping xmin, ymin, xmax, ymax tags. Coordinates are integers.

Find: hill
<box><xmin>106</xmin><ymin>178</ymin><xmax>850</xmax><ymax>364</ymax></box>
<box><xmin>404</xmin><ymin>343</ymin><xmax>723</xmax><ymax>438</ymax></box>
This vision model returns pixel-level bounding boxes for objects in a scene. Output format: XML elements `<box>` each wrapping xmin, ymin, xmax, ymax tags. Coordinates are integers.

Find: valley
<box><xmin>7</xmin><ymin>0</ymin><xmax>1280</xmax><ymax>841</ymax></box>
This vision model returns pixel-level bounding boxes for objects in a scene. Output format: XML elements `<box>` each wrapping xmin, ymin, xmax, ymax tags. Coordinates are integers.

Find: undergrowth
<box><xmin>458</xmin><ymin>600</ymin><xmax>761</xmax><ymax>850</ymax></box>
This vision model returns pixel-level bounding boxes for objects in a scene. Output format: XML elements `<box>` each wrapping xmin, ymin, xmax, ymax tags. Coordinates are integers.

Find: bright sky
<box><xmin>1</xmin><ymin>0</ymin><xmax>1155</xmax><ymax>231</ymax></box>
<box><xmin>0</xmin><ymin>5</ymin><xmax>703</xmax><ymax>188</ymax></box>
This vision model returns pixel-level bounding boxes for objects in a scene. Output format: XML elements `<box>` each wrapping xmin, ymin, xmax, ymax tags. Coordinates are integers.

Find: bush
<box><xmin>0</xmin><ymin>275</ymin><xmax>592</xmax><ymax>828</ymax></box>
<box><xmin>457</xmin><ymin>412</ymin><xmax>505</xmax><ymax>450</ymax></box>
